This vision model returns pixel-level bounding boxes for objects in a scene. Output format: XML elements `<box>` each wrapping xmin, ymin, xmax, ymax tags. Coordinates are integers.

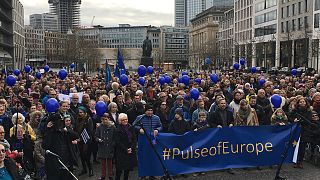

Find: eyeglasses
<box><xmin>312</xmin><ymin>114</ymin><xmax>318</xmax><ymax>117</ymax></box>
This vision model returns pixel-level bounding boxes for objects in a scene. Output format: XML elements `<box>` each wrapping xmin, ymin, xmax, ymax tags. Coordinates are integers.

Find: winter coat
<box><xmin>168</xmin><ymin>105</ymin><xmax>191</xmax><ymax>122</ymax></box>
<box><xmin>208</xmin><ymin>108</ymin><xmax>234</xmax><ymax>128</ymax></box>
<box><xmin>168</xmin><ymin>119</ymin><xmax>191</xmax><ymax>135</ymax></box>
<box><xmin>115</xmin><ymin>125</ymin><xmax>137</xmax><ymax>171</ymax></box>
<box><xmin>155</xmin><ymin>108</ymin><xmax>169</xmax><ymax>132</ymax></box>
<box><xmin>133</xmin><ymin>114</ymin><xmax>162</xmax><ymax>134</ymax></box>
<box><xmin>256</xmin><ymin>97</ymin><xmax>272</xmax><ymax>125</ymax></box>
<box><xmin>95</xmin><ymin>123</ymin><xmax>116</xmax><ymax>159</ymax></box>
<box><xmin>34</xmin><ymin>137</ymin><xmax>45</xmax><ymax>170</ymax></box>
<box><xmin>234</xmin><ymin>108</ymin><xmax>259</xmax><ymax>126</ymax></box>
<box><xmin>289</xmin><ymin>108</ymin><xmax>313</xmax><ymax>142</ymax></box>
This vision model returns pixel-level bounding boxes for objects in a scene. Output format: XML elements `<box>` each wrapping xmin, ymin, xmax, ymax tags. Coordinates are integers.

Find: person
<box><xmin>234</xmin><ymin>99</ymin><xmax>259</xmax><ymax>126</ymax></box>
<box><xmin>191</xmin><ymin>99</ymin><xmax>209</xmax><ymax>124</ymax></box>
<box><xmin>42</xmin><ymin>113</ymin><xmax>79</xmax><ymax>180</ymax></box>
<box><xmin>34</xmin><ymin>132</ymin><xmax>46</xmax><ymax>180</ymax></box>
<box><xmin>271</xmin><ymin>108</ymin><xmax>288</xmax><ymax>126</ymax></box>
<box><xmin>95</xmin><ymin>113</ymin><xmax>116</xmax><ymax>180</ymax></box>
<box><xmin>289</xmin><ymin>96</ymin><xmax>313</xmax><ymax>168</ymax></box>
<box><xmin>256</xmin><ymin>89</ymin><xmax>272</xmax><ymax>125</ymax></box>
<box><xmin>108</xmin><ymin>102</ymin><xmax>119</xmax><ymax>126</ymax></box>
<box><xmin>75</xmin><ymin>106</ymin><xmax>94</xmax><ymax>177</ymax></box>
<box><xmin>0</xmin><ymin>125</ymin><xmax>10</xmax><ymax>150</ymax></box>
<box><xmin>207</xmin><ymin>98</ymin><xmax>234</xmax><ymax>128</ymax></box>
<box><xmin>229</xmin><ymin>90</ymin><xmax>243</xmax><ymax>117</ymax></box>
<box><xmin>192</xmin><ymin>111</ymin><xmax>209</xmax><ymax>132</ymax></box>
<box><xmin>248</xmin><ymin>95</ymin><xmax>266</xmax><ymax>125</ymax></box>
<box><xmin>155</xmin><ymin>101</ymin><xmax>170</xmax><ymax>132</ymax></box>
<box><xmin>168</xmin><ymin>95</ymin><xmax>190</xmax><ymax>122</ymax></box>
<box><xmin>0</xmin><ymin>105</ymin><xmax>12</xmax><ymax>140</ymax></box>
<box><xmin>10</xmin><ymin>112</ymin><xmax>36</xmax><ymax>141</ymax></box>
<box><xmin>133</xmin><ymin>104</ymin><xmax>162</xmax><ymax>135</ymax></box>
<box><xmin>0</xmin><ymin>143</ymin><xmax>18</xmax><ymax>180</ymax></box>
<box><xmin>115</xmin><ymin>113</ymin><xmax>137</xmax><ymax>180</ymax></box>
<box><xmin>168</xmin><ymin>108</ymin><xmax>191</xmax><ymax>135</ymax></box>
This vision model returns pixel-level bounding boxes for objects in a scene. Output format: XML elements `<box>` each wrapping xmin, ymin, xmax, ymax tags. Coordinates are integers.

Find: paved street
<box><xmin>80</xmin><ymin>162</ymin><xmax>320</xmax><ymax>180</ymax></box>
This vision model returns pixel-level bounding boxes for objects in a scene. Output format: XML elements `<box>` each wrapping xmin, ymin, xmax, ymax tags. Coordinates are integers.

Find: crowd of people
<box><xmin>0</xmin><ymin>68</ymin><xmax>320</xmax><ymax>180</ymax></box>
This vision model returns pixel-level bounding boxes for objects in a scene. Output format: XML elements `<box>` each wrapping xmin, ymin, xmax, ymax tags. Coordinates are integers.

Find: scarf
<box><xmin>121</xmin><ymin>124</ymin><xmax>132</xmax><ymax>143</ymax></box>
<box><xmin>238</xmin><ymin>106</ymin><xmax>251</xmax><ymax>120</ymax></box>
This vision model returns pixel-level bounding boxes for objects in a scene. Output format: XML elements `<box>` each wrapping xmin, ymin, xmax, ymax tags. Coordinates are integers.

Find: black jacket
<box><xmin>4</xmin><ymin>158</ymin><xmax>18</xmax><ymax>180</ymax></box>
<box><xmin>115</xmin><ymin>125</ymin><xmax>137</xmax><ymax>171</ymax></box>
<box><xmin>168</xmin><ymin>119</ymin><xmax>191</xmax><ymax>135</ymax></box>
<box><xmin>256</xmin><ymin>97</ymin><xmax>272</xmax><ymax>125</ymax></box>
<box><xmin>208</xmin><ymin>108</ymin><xmax>234</xmax><ymax>127</ymax></box>
<box><xmin>251</xmin><ymin>104</ymin><xmax>266</xmax><ymax>125</ymax></box>
<box><xmin>289</xmin><ymin>108</ymin><xmax>313</xmax><ymax>142</ymax></box>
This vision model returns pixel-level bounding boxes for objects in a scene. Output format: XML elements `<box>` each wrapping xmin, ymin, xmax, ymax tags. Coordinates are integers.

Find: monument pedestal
<box><xmin>140</xmin><ymin>57</ymin><xmax>153</xmax><ymax>67</ymax></box>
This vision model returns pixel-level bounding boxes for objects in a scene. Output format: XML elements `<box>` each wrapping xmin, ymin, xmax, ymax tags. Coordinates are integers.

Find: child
<box><xmin>95</xmin><ymin>113</ymin><xmax>116</xmax><ymax>180</ymax></box>
<box><xmin>271</xmin><ymin>108</ymin><xmax>288</xmax><ymax>126</ymax></box>
<box><xmin>193</xmin><ymin>111</ymin><xmax>209</xmax><ymax>132</ymax></box>
<box><xmin>168</xmin><ymin>108</ymin><xmax>191</xmax><ymax>135</ymax></box>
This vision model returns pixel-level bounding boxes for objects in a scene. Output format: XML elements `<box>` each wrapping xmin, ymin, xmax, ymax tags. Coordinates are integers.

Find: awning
<box><xmin>0</xmin><ymin>49</ymin><xmax>12</xmax><ymax>58</ymax></box>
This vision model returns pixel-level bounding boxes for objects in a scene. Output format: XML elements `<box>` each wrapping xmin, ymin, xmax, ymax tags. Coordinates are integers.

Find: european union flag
<box><xmin>105</xmin><ymin>60</ymin><xmax>112</xmax><ymax>85</ymax></box>
<box><xmin>115</xmin><ymin>49</ymin><xmax>126</xmax><ymax>77</ymax></box>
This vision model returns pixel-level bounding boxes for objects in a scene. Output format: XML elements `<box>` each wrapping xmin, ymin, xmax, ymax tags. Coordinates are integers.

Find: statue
<box><xmin>142</xmin><ymin>36</ymin><xmax>152</xmax><ymax>57</ymax></box>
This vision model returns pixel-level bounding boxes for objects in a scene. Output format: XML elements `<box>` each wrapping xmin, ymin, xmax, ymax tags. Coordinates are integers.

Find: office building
<box><xmin>13</xmin><ymin>0</ymin><xmax>25</xmax><ymax>69</ymax></box>
<box><xmin>30</xmin><ymin>13</ymin><xmax>59</xmax><ymax>32</ymax></box>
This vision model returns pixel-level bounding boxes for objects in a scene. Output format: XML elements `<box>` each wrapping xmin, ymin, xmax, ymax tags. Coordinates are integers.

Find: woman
<box><xmin>0</xmin><ymin>143</ymin><xmax>18</xmax><ymax>180</ymax></box>
<box><xmin>234</xmin><ymin>99</ymin><xmax>259</xmax><ymax>126</ymax></box>
<box><xmin>289</xmin><ymin>96</ymin><xmax>313</xmax><ymax>168</ymax></box>
<box><xmin>95</xmin><ymin>113</ymin><xmax>116</xmax><ymax>180</ymax></box>
<box><xmin>108</xmin><ymin>102</ymin><xmax>119</xmax><ymax>126</ymax></box>
<box><xmin>271</xmin><ymin>108</ymin><xmax>288</xmax><ymax>126</ymax></box>
<box><xmin>76</xmin><ymin>106</ymin><xmax>94</xmax><ymax>177</ymax></box>
<box><xmin>29</xmin><ymin>111</ymin><xmax>43</xmax><ymax>135</ymax></box>
<box><xmin>155</xmin><ymin>101</ymin><xmax>169</xmax><ymax>132</ymax></box>
<box><xmin>10</xmin><ymin>112</ymin><xmax>36</xmax><ymax>141</ymax></box>
<box><xmin>115</xmin><ymin>113</ymin><xmax>137</xmax><ymax>180</ymax></box>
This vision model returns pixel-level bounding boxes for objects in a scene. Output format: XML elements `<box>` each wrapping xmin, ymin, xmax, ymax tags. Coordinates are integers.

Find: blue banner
<box><xmin>138</xmin><ymin>124</ymin><xmax>301</xmax><ymax>177</ymax></box>
<box><xmin>114</xmin><ymin>49</ymin><xmax>126</xmax><ymax>78</ymax></box>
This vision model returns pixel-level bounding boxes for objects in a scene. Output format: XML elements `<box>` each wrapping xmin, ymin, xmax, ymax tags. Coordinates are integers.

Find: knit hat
<box><xmin>78</xmin><ymin>106</ymin><xmax>88</xmax><ymax>113</ymax></box>
<box><xmin>145</xmin><ymin>103</ymin><xmax>154</xmax><ymax>111</ymax></box>
<box><xmin>175</xmin><ymin>108</ymin><xmax>184</xmax><ymax>118</ymax></box>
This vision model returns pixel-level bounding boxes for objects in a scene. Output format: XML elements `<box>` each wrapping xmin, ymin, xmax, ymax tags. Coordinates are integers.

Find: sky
<box><xmin>20</xmin><ymin>0</ymin><xmax>174</xmax><ymax>27</ymax></box>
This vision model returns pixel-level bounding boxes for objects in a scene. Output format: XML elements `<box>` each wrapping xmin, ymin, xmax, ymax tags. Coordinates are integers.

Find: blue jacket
<box><xmin>133</xmin><ymin>114</ymin><xmax>162</xmax><ymax>134</ymax></box>
<box><xmin>191</xmin><ymin>109</ymin><xmax>209</xmax><ymax>124</ymax></box>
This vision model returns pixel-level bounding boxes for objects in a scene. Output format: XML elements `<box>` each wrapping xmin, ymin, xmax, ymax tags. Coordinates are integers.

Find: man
<box><xmin>42</xmin><ymin>88</ymin><xmax>58</xmax><ymax>105</ymax></box>
<box><xmin>70</xmin><ymin>94</ymin><xmax>81</xmax><ymax>115</ymax></box>
<box><xmin>249</xmin><ymin>95</ymin><xmax>265</xmax><ymax>125</ymax></box>
<box><xmin>133</xmin><ymin>104</ymin><xmax>162</xmax><ymax>135</ymax></box>
<box><xmin>256</xmin><ymin>89</ymin><xmax>272</xmax><ymax>125</ymax></box>
<box><xmin>207</xmin><ymin>98</ymin><xmax>234</xmax><ymax>128</ymax></box>
<box><xmin>0</xmin><ymin>105</ymin><xmax>12</xmax><ymax>140</ymax></box>
<box><xmin>168</xmin><ymin>95</ymin><xmax>190</xmax><ymax>122</ymax></box>
<box><xmin>0</xmin><ymin>125</ymin><xmax>10</xmax><ymax>150</ymax></box>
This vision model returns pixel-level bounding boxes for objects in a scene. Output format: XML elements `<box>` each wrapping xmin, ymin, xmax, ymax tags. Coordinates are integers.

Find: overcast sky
<box><xmin>20</xmin><ymin>0</ymin><xmax>174</xmax><ymax>27</ymax></box>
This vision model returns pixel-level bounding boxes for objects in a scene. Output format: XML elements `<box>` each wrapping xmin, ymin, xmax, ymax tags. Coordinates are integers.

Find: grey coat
<box><xmin>95</xmin><ymin>123</ymin><xmax>116</xmax><ymax>158</ymax></box>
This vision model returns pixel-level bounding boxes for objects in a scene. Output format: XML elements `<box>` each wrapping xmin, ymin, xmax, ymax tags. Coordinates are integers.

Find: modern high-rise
<box><xmin>175</xmin><ymin>0</ymin><xmax>188</xmax><ymax>27</ymax></box>
<box><xmin>49</xmin><ymin>0</ymin><xmax>81</xmax><ymax>34</ymax></box>
<box><xmin>187</xmin><ymin>0</ymin><xmax>206</xmax><ymax>26</ymax></box>
<box><xmin>30</xmin><ymin>13</ymin><xmax>59</xmax><ymax>32</ymax></box>
<box><xmin>13</xmin><ymin>0</ymin><xmax>25</xmax><ymax>70</ymax></box>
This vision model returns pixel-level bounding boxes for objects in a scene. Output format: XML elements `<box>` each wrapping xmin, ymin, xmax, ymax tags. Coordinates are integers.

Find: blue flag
<box><xmin>138</xmin><ymin>124</ymin><xmax>301</xmax><ymax>177</ymax></box>
<box><xmin>105</xmin><ymin>61</ymin><xmax>111</xmax><ymax>85</ymax></box>
<box><xmin>115</xmin><ymin>49</ymin><xmax>126</xmax><ymax>77</ymax></box>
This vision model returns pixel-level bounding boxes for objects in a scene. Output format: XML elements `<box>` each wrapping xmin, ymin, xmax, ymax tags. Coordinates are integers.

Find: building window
<box><xmin>292</xmin><ymin>4</ymin><xmax>295</xmax><ymax>16</ymax></box>
<box><xmin>281</xmin><ymin>22</ymin><xmax>284</xmax><ymax>32</ymax></box>
<box><xmin>298</xmin><ymin>18</ymin><xmax>302</xmax><ymax>30</ymax></box>
<box><xmin>315</xmin><ymin>14</ymin><xmax>320</xmax><ymax>28</ymax></box>
<box><xmin>305</xmin><ymin>0</ymin><xmax>308</xmax><ymax>12</ymax></box>
<box><xmin>287</xmin><ymin>6</ymin><xmax>290</xmax><ymax>17</ymax></box>
<box><xmin>298</xmin><ymin>2</ymin><xmax>302</xmax><ymax>14</ymax></box>
<box><xmin>316</xmin><ymin>0</ymin><xmax>320</xmax><ymax>11</ymax></box>
<box><xmin>304</xmin><ymin>16</ymin><xmax>308</xmax><ymax>28</ymax></box>
<box><xmin>292</xmin><ymin>19</ymin><xmax>295</xmax><ymax>31</ymax></box>
<box><xmin>281</xmin><ymin>7</ymin><xmax>284</xmax><ymax>18</ymax></box>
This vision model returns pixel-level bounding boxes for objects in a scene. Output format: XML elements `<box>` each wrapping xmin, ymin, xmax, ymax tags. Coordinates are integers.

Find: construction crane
<box><xmin>91</xmin><ymin>16</ymin><xmax>95</xmax><ymax>27</ymax></box>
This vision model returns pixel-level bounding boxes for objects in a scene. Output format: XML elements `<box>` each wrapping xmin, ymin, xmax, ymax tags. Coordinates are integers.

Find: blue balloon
<box><xmin>138</xmin><ymin>77</ymin><xmax>145</xmax><ymax>86</ymax></box>
<box><xmin>251</xmin><ymin>66</ymin><xmax>257</xmax><ymax>73</ymax></box>
<box><xmin>147</xmin><ymin>66</ymin><xmax>154</xmax><ymax>74</ymax></box>
<box><xmin>13</xmin><ymin>69</ymin><xmax>20</xmax><ymax>76</ymax></box>
<box><xmin>182</xmin><ymin>75</ymin><xmax>190</xmax><ymax>86</ymax></box>
<box><xmin>259</xmin><ymin>79</ymin><xmax>266</xmax><ymax>87</ymax></box>
<box><xmin>194</xmin><ymin>78</ymin><xmax>202</xmax><ymax>84</ymax></box>
<box><xmin>240</xmin><ymin>58</ymin><xmax>245</xmax><ymax>65</ymax></box>
<box><xmin>44</xmin><ymin>65</ymin><xmax>50</xmax><ymax>72</ymax></box>
<box><xmin>70</xmin><ymin>63</ymin><xmax>75</xmax><ymax>69</ymax></box>
<box><xmin>36</xmin><ymin>72</ymin><xmax>42</xmax><ymax>79</ymax></box>
<box><xmin>58</xmin><ymin>69</ymin><xmax>68</xmax><ymax>80</ymax></box>
<box><xmin>95</xmin><ymin>101</ymin><xmax>107</xmax><ymax>117</ymax></box>
<box><xmin>291</xmin><ymin>69</ymin><xmax>297</xmax><ymax>76</ymax></box>
<box><xmin>271</xmin><ymin>94</ymin><xmax>282</xmax><ymax>109</ymax></box>
<box><xmin>24</xmin><ymin>65</ymin><xmax>31</xmax><ymax>73</ymax></box>
<box><xmin>165</xmin><ymin>76</ymin><xmax>171</xmax><ymax>84</ymax></box>
<box><xmin>6</xmin><ymin>75</ymin><xmax>16</xmax><ymax>87</ymax></box>
<box><xmin>233</xmin><ymin>63</ymin><xmax>240</xmax><ymax>70</ymax></box>
<box><xmin>182</xmin><ymin>71</ymin><xmax>187</xmax><ymax>76</ymax></box>
<box><xmin>138</xmin><ymin>65</ymin><xmax>147</xmax><ymax>77</ymax></box>
<box><xmin>45</xmin><ymin>98</ymin><xmax>59</xmax><ymax>113</ymax></box>
<box><xmin>158</xmin><ymin>76</ymin><xmax>165</xmax><ymax>86</ymax></box>
<box><xmin>119</xmin><ymin>74</ymin><xmax>129</xmax><ymax>86</ymax></box>
<box><xmin>190</xmin><ymin>88</ymin><xmax>200</xmax><ymax>100</ymax></box>
<box><xmin>210</xmin><ymin>74</ymin><xmax>218</xmax><ymax>84</ymax></box>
